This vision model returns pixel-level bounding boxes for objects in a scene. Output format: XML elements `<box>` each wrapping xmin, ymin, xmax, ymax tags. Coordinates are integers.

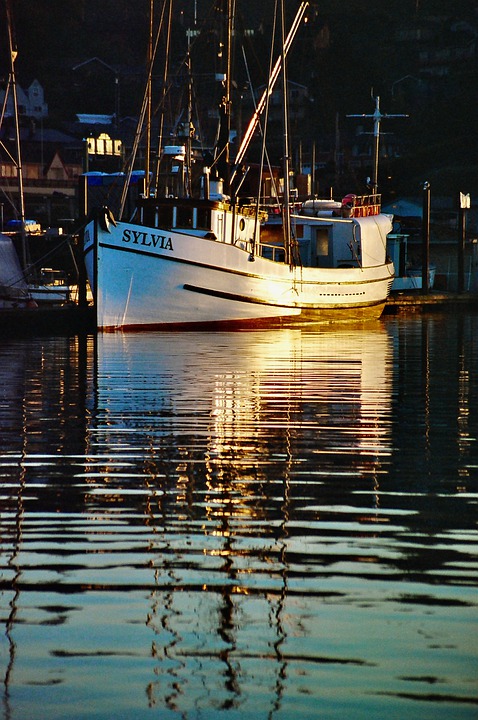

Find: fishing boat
<box><xmin>83</xmin><ymin>1</ymin><xmax>395</xmax><ymax>331</ymax></box>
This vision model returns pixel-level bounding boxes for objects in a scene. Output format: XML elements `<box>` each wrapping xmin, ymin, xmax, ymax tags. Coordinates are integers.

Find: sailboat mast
<box><xmin>185</xmin><ymin>50</ymin><xmax>194</xmax><ymax>197</ymax></box>
<box><xmin>225</xmin><ymin>0</ymin><xmax>234</xmax><ymax>169</ymax></box>
<box><xmin>144</xmin><ymin>0</ymin><xmax>154</xmax><ymax>198</ymax></box>
<box><xmin>152</xmin><ymin>0</ymin><xmax>172</xmax><ymax>196</ymax></box>
<box><xmin>119</xmin><ymin>1</ymin><xmax>163</xmax><ymax>216</ymax></box>
<box><xmin>5</xmin><ymin>0</ymin><xmax>27</xmax><ymax>266</ymax></box>
<box><xmin>216</xmin><ymin>0</ymin><xmax>234</xmax><ymax>190</ymax></box>
<box><xmin>280</xmin><ymin>0</ymin><xmax>292</xmax><ymax>267</ymax></box>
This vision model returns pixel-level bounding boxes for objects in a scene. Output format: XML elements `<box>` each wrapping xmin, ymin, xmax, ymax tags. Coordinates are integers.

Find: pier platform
<box><xmin>0</xmin><ymin>304</ymin><xmax>96</xmax><ymax>335</ymax></box>
<box><xmin>384</xmin><ymin>291</ymin><xmax>478</xmax><ymax>314</ymax></box>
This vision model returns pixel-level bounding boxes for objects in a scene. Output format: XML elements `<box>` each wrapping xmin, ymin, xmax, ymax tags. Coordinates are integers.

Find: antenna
<box><xmin>347</xmin><ymin>93</ymin><xmax>408</xmax><ymax>194</ymax></box>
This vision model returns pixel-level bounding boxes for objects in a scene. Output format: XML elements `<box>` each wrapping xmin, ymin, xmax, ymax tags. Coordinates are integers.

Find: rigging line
<box><xmin>151</xmin><ymin>0</ymin><xmax>216</xmax><ymax>118</ymax></box>
<box><xmin>1</xmin><ymin>248</ymin><xmax>66</xmax><ymax>290</ymax></box>
<box><xmin>0</xmin><ymin>140</ymin><xmax>18</xmax><ymax>166</ymax></box>
<box><xmin>250</xmin><ymin>0</ymin><xmax>278</xmax><ymax>253</ymax></box>
<box><xmin>151</xmin><ymin>1</ymin><xmax>218</xmax><ymax>167</ymax></box>
<box><xmin>153</xmin><ymin>0</ymin><xmax>172</xmax><ymax>193</ymax></box>
<box><xmin>213</xmin><ymin>0</ymin><xmax>236</xmax><ymax>186</ymax></box>
<box><xmin>119</xmin><ymin>5</ymin><xmax>164</xmax><ymax>218</ymax></box>
<box><xmin>185</xmin><ymin>51</ymin><xmax>194</xmax><ymax>197</ymax></box>
<box><xmin>280</xmin><ymin>0</ymin><xmax>292</xmax><ymax>268</ymax></box>
<box><xmin>151</xmin><ymin>1</ymin><xmax>233</xmax><ymax>177</ymax></box>
<box><xmin>5</xmin><ymin>0</ymin><xmax>28</xmax><ymax>270</ymax></box>
<box><xmin>208</xmin><ymin>142</ymin><xmax>228</xmax><ymax>172</ymax></box>
<box><xmin>1</xmin><ymin>221</ymin><xmax>87</xmax><ymax>290</ymax></box>
<box><xmin>240</xmin><ymin>41</ymin><xmax>277</xmax><ymax>195</ymax></box>
<box><xmin>22</xmin><ymin>235</ymin><xmax>78</xmax><ymax>278</ymax></box>
<box><xmin>188</xmin><ymin>72</ymin><xmax>205</xmax><ymax>155</ymax></box>
<box><xmin>144</xmin><ymin>0</ymin><xmax>155</xmax><ymax>198</ymax></box>
<box><xmin>230</xmin><ymin>1</ymin><xmax>309</xmax><ymax>182</ymax></box>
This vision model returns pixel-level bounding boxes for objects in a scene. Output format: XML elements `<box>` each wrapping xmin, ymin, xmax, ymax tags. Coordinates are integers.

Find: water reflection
<box><xmin>83</xmin><ymin>325</ymin><xmax>394</xmax><ymax>714</ymax></box>
<box><xmin>0</xmin><ymin>317</ymin><xmax>477</xmax><ymax>719</ymax></box>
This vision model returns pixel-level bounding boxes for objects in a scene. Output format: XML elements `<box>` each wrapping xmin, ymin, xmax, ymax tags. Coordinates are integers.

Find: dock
<box><xmin>0</xmin><ymin>304</ymin><xmax>96</xmax><ymax>335</ymax></box>
<box><xmin>384</xmin><ymin>291</ymin><xmax>478</xmax><ymax>314</ymax></box>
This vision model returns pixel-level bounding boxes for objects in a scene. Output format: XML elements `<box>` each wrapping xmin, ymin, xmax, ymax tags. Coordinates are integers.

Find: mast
<box><xmin>144</xmin><ymin>0</ymin><xmax>154</xmax><ymax>198</ymax></box>
<box><xmin>280</xmin><ymin>0</ymin><xmax>292</xmax><ymax>267</ymax></box>
<box><xmin>347</xmin><ymin>94</ymin><xmax>408</xmax><ymax>194</ymax></box>
<box><xmin>119</xmin><ymin>2</ymin><xmax>162</xmax><ymax>217</ymax></box>
<box><xmin>230</xmin><ymin>1</ymin><xmax>308</xmax><ymax>186</ymax></box>
<box><xmin>152</xmin><ymin>0</ymin><xmax>172</xmax><ymax>195</ymax></box>
<box><xmin>184</xmin><ymin>50</ymin><xmax>194</xmax><ymax>198</ymax></box>
<box><xmin>5</xmin><ymin>0</ymin><xmax>27</xmax><ymax>267</ymax></box>
<box><xmin>215</xmin><ymin>0</ymin><xmax>235</xmax><ymax>190</ymax></box>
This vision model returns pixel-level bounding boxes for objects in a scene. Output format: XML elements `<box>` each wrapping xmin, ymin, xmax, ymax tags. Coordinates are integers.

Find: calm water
<box><xmin>0</xmin><ymin>314</ymin><xmax>477</xmax><ymax>720</ymax></box>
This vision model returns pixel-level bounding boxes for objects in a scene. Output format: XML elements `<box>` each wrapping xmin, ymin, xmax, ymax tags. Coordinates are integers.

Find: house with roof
<box><xmin>0</xmin><ymin>79</ymin><xmax>48</xmax><ymax>120</ymax></box>
<box><xmin>0</xmin><ymin>122</ymin><xmax>83</xmax><ymax>227</ymax></box>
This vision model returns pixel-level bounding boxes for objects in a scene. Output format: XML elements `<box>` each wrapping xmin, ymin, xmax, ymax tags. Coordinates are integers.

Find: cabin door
<box><xmin>314</xmin><ymin>227</ymin><xmax>332</xmax><ymax>267</ymax></box>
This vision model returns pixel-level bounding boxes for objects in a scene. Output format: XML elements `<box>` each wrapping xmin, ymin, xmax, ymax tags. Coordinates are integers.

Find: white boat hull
<box><xmin>84</xmin><ymin>213</ymin><xmax>394</xmax><ymax>330</ymax></box>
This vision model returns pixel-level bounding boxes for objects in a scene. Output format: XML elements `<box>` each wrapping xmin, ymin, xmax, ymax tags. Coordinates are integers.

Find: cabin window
<box><xmin>196</xmin><ymin>208</ymin><xmax>211</xmax><ymax>230</ymax></box>
<box><xmin>176</xmin><ymin>205</ymin><xmax>193</xmax><ymax>228</ymax></box>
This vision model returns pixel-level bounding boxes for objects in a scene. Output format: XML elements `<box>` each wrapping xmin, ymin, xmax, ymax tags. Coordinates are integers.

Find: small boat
<box><xmin>402</xmin><ymin>265</ymin><xmax>436</xmax><ymax>290</ymax></box>
<box><xmin>28</xmin><ymin>268</ymin><xmax>71</xmax><ymax>305</ymax></box>
<box><xmin>1</xmin><ymin>3</ymin><xmax>75</xmax><ymax>316</ymax></box>
<box><xmin>84</xmin><ymin>1</ymin><xmax>394</xmax><ymax>331</ymax></box>
<box><xmin>0</xmin><ymin>233</ymin><xmax>33</xmax><ymax>309</ymax></box>
<box><xmin>387</xmin><ymin>233</ymin><xmax>436</xmax><ymax>291</ymax></box>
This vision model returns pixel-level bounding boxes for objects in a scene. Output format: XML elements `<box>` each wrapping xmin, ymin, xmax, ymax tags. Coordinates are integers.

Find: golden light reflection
<box><xmin>1</xmin><ymin>312</ymin><xmax>477</xmax><ymax>719</ymax></box>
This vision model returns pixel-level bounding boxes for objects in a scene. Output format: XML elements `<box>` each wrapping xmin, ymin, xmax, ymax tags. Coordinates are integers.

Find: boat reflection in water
<box><xmin>2</xmin><ymin>319</ymin><xmax>477</xmax><ymax>720</ymax></box>
<box><xmin>84</xmin><ymin>325</ymin><xmax>394</xmax><ymax>715</ymax></box>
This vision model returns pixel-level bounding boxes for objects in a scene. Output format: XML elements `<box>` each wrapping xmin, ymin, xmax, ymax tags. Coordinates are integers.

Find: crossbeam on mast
<box><xmin>347</xmin><ymin>94</ymin><xmax>408</xmax><ymax>194</ymax></box>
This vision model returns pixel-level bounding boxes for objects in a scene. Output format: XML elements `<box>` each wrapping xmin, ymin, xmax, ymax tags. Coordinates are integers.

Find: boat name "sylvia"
<box><xmin>122</xmin><ymin>228</ymin><xmax>173</xmax><ymax>251</ymax></box>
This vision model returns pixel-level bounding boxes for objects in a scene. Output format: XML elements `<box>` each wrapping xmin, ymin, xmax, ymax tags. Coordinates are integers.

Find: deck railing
<box><xmin>346</xmin><ymin>193</ymin><xmax>381</xmax><ymax>217</ymax></box>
